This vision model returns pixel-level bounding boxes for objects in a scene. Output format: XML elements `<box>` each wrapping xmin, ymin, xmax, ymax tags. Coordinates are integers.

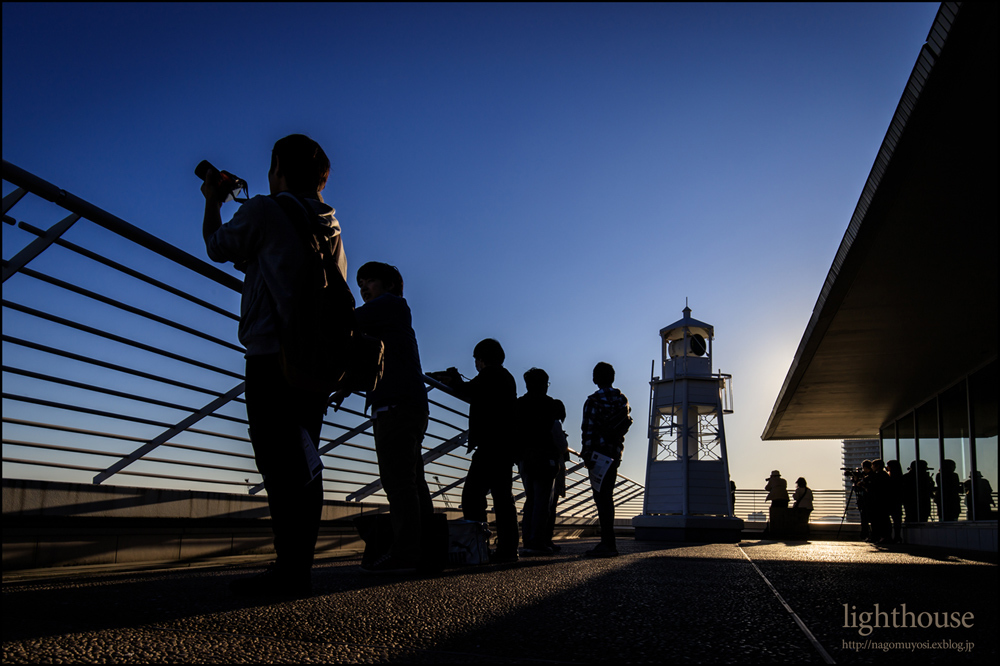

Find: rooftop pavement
<box><xmin>2</xmin><ymin>537</ymin><xmax>996</xmax><ymax>664</ymax></box>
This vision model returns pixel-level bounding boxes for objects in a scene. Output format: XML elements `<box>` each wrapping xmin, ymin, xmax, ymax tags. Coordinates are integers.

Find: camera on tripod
<box><xmin>841</xmin><ymin>467</ymin><xmax>864</xmax><ymax>485</ymax></box>
<box><xmin>195</xmin><ymin>160</ymin><xmax>249</xmax><ymax>203</ymax></box>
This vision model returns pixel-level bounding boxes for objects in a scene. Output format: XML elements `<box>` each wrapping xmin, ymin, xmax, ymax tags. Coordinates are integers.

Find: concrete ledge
<box><xmin>904</xmin><ymin>521</ymin><xmax>998</xmax><ymax>552</ymax></box>
<box><xmin>2</xmin><ymin>479</ymin><xmax>611</xmax><ymax>571</ymax></box>
<box><xmin>1</xmin><ymin>479</ymin><xmax>437</xmax><ymax>571</ymax></box>
<box><xmin>632</xmin><ymin>514</ymin><xmax>745</xmax><ymax>542</ymax></box>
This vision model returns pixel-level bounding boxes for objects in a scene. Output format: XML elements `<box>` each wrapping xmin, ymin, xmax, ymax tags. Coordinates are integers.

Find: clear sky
<box><xmin>2</xmin><ymin>2</ymin><xmax>942</xmax><ymax>495</ymax></box>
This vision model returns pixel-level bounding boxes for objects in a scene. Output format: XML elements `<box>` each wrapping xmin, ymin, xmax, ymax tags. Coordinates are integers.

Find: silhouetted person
<box><xmin>885</xmin><ymin>459</ymin><xmax>904</xmax><ymax>543</ymax></box>
<box><xmin>351</xmin><ymin>262</ymin><xmax>434</xmax><ymax>573</ymax></box>
<box><xmin>902</xmin><ymin>460</ymin><xmax>933</xmax><ymax>523</ymax></box>
<box><xmin>792</xmin><ymin>477</ymin><xmax>813</xmax><ymax>517</ymax></box>
<box><xmin>965</xmin><ymin>471</ymin><xmax>996</xmax><ymax>520</ymax></box>
<box><xmin>516</xmin><ymin>368</ymin><xmax>567</xmax><ymax>554</ymax></box>
<box><xmin>765</xmin><ymin>470</ymin><xmax>789</xmax><ymax>515</ymax></box>
<box><xmin>935</xmin><ymin>459</ymin><xmax>962</xmax><ymax>522</ymax></box>
<box><xmin>582</xmin><ymin>362</ymin><xmax>632</xmax><ymax>557</ymax></box>
<box><xmin>203</xmin><ymin>134</ymin><xmax>338</xmax><ymax>597</ymax></box>
<box><xmin>436</xmin><ymin>339</ymin><xmax>519</xmax><ymax>562</ymax></box>
<box><xmin>867</xmin><ymin>459</ymin><xmax>899</xmax><ymax>544</ymax></box>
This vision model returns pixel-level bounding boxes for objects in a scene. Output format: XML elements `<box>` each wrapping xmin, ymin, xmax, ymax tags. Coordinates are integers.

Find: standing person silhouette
<box><xmin>351</xmin><ymin>262</ymin><xmax>434</xmax><ymax>573</ymax></box>
<box><xmin>202</xmin><ymin>134</ymin><xmax>340</xmax><ymax>597</ymax></box>
<box><xmin>581</xmin><ymin>362</ymin><xmax>632</xmax><ymax>557</ymax></box>
<box><xmin>516</xmin><ymin>368</ymin><xmax>567</xmax><ymax>555</ymax></box>
<box><xmin>435</xmin><ymin>339</ymin><xmax>520</xmax><ymax>563</ymax></box>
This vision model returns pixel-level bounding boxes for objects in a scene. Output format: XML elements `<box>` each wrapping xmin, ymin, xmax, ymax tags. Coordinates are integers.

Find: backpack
<box><xmin>270</xmin><ymin>194</ymin><xmax>384</xmax><ymax>396</ymax></box>
<box><xmin>598</xmin><ymin>395</ymin><xmax>632</xmax><ymax>442</ymax></box>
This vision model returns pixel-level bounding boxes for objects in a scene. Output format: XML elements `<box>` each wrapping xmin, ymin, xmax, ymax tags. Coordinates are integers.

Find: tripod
<box><xmin>836</xmin><ymin>484</ymin><xmax>856</xmax><ymax>539</ymax></box>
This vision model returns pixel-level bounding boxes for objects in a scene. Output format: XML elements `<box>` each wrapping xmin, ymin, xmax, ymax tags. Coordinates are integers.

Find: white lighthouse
<box><xmin>632</xmin><ymin>305</ymin><xmax>744</xmax><ymax>541</ymax></box>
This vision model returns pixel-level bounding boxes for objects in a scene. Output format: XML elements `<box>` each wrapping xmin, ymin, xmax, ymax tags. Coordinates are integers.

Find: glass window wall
<box><xmin>939</xmin><ymin>381</ymin><xmax>970</xmax><ymax>521</ymax></box>
<box><xmin>896</xmin><ymin>413</ymin><xmax>918</xmax><ymax>523</ymax></box>
<box><xmin>969</xmin><ymin>361</ymin><xmax>998</xmax><ymax>521</ymax></box>
<box><xmin>916</xmin><ymin>399</ymin><xmax>939</xmax><ymax>522</ymax></box>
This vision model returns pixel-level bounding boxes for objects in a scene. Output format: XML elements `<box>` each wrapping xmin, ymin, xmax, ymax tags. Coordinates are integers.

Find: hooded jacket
<box><xmin>206</xmin><ymin>193</ymin><xmax>344</xmax><ymax>356</ymax></box>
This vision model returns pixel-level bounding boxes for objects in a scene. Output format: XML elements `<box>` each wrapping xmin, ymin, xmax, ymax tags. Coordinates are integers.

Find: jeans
<box><xmin>592</xmin><ymin>460</ymin><xmax>620</xmax><ymax>546</ymax></box>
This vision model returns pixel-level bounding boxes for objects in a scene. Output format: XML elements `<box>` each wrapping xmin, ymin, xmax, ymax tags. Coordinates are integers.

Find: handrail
<box><xmin>2</xmin><ymin>159</ymin><xmax>644</xmax><ymax>523</ymax></box>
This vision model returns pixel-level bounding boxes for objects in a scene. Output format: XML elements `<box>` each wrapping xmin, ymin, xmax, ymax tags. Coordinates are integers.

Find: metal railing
<box><xmin>732</xmin><ymin>488</ymin><xmax>994</xmax><ymax>524</ymax></box>
<box><xmin>1</xmin><ymin>160</ymin><xmax>643</xmax><ymax>521</ymax></box>
<box><xmin>734</xmin><ymin>489</ymin><xmax>856</xmax><ymax>524</ymax></box>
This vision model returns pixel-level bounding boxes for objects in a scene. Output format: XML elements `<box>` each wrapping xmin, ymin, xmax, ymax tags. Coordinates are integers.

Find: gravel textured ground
<box><xmin>2</xmin><ymin>538</ymin><xmax>996</xmax><ymax>663</ymax></box>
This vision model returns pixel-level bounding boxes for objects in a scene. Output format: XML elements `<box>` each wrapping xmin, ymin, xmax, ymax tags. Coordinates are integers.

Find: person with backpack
<box><xmin>202</xmin><ymin>134</ymin><xmax>341</xmax><ymax>597</ymax></box>
<box><xmin>581</xmin><ymin>361</ymin><xmax>632</xmax><ymax>557</ymax></box>
<box><xmin>352</xmin><ymin>262</ymin><xmax>435</xmax><ymax>573</ymax></box>
<box><xmin>516</xmin><ymin>368</ymin><xmax>567</xmax><ymax>555</ymax></box>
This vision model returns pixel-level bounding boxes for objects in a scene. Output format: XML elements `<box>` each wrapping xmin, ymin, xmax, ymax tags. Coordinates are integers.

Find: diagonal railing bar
<box><xmin>557</xmin><ymin>483</ymin><xmax>598</xmax><ymax>516</ymax></box>
<box><xmin>3</xmin><ymin>300</ymin><xmax>245</xmax><ymax>380</ymax></box>
<box><xmin>17</xmin><ymin>220</ymin><xmax>239</xmax><ymax>321</ymax></box>
<box><xmin>345</xmin><ymin>426</ymin><xmax>470</xmax><ymax>503</ymax></box>
<box><xmin>2</xmin><ymin>187</ymin><xmax>28</xmax><ymax>215</ymax></box>
<box><xmin>248</xmin><ymin>417</ymin><xmax>376</xmax><ymax>495</ymax></box>
<box><xmin>2</xmin><ymin>213</ymin><xmax>82</xmax><ymax>283</ymax></box>
<box><xmin>93</xmin><ymin>381</ymin><xmax>247</xmax><ymax>485</ymax></box>
<box><xmin>17</xmin><ymin>267</ymin><xmax>246</xmax><ymax>353</ymax></box>
<box><xmin>429</xmin><ymin>475</ymin><xmax>464</xmax><ymax>500</ymax></box>
<box><xmin>615</xmin><ymin>485</ymin><xmax>646</xmax><ymax>507</ymax></box>
<box><xmin>422</xmin><ymin>431</ymin><xmax>470</xmax><ymax>466</ymax></box>
<box><xmin>559</xmin><ymin>474</ymin><xmax>635</xmax><ymax>516</ymax></box>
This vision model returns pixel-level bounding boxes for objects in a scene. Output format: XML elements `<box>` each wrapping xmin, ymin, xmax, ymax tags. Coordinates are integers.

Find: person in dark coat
<box><xmin>935</xmin><ymin>459</ymin><xmax>962</xmax><ymax>522</ymax></box>
<box><xmin>435</xmin><ymin>339</ymin><xmax>520</xmax><ymax>562</ymax></box>
<box><xmin>516</xmin><ymin>368</ymin><xmax>567</xmax><ymax>554</ymax></box>
<box><xmin>352</xmin><ymin>262</ymin><xmax>433</xmax><ymax>573</ymax></box>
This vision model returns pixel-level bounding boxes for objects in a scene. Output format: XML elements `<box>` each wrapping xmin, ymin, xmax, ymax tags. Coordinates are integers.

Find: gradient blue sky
<box><xmin>2</xmin><ymin>2</ymin><xmax>941</xmax><ymax>494</ymax></box>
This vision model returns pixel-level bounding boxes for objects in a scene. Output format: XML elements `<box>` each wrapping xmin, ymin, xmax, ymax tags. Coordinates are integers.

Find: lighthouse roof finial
<box><xmin>660</xmin><ymin>301</ymin><xmax>714</xmax><ymax>341</ymax></box>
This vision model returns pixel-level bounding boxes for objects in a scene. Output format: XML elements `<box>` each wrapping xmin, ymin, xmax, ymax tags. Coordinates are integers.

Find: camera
<box><xmin>426</xmin><ymin>368</ymin><xmax>461</xmax><ymax>387</ymax></box>
<box><xmin>841</xmin><ymin>467</ymin><xmax>865</xmax><ymax>484</ymax></box>
<box><xmin>195</xmin><ymin>160</ymin><xmax>248</xmax><ymax>203</ymax></box>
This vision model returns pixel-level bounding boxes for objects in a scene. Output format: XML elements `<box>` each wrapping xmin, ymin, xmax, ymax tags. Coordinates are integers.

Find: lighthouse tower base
<box><xmin>632</xmin><ymin>514</ymin><xmax>744</xmax><ymax>543</ymax></box>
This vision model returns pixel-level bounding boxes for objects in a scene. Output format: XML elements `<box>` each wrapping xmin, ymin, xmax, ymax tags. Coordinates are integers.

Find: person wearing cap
<box><xmin>765</xmin><ymin>470</ymin><xmax>789</xmax><ymax>515</ymax></box>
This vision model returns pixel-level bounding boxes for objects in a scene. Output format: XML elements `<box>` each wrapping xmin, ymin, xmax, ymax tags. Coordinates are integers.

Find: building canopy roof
<box><xmin>763</xmin><ymin>3</ymin><xmax>998</xmax><ymax>440</ymax></box>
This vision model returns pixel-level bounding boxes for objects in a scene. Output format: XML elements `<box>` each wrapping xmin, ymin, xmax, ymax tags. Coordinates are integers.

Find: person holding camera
<box><xmin>351</xmin><ymin>262</ymin><xmax>435</xmax><ymax>573</ymax></box>
<box><xmin>432</xmin><ymin>339</ymin><xmax>519</xmax><ymax>563</ymax></box>
<box><xmin>581</xmin><ymin>361</ymin><xmax>632</xmax><ymax>557</ymax></box>
<box><xmin>201</xmin><ymin>134</ymin><xmax>339</xmax><ymax>597</ymax></box>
